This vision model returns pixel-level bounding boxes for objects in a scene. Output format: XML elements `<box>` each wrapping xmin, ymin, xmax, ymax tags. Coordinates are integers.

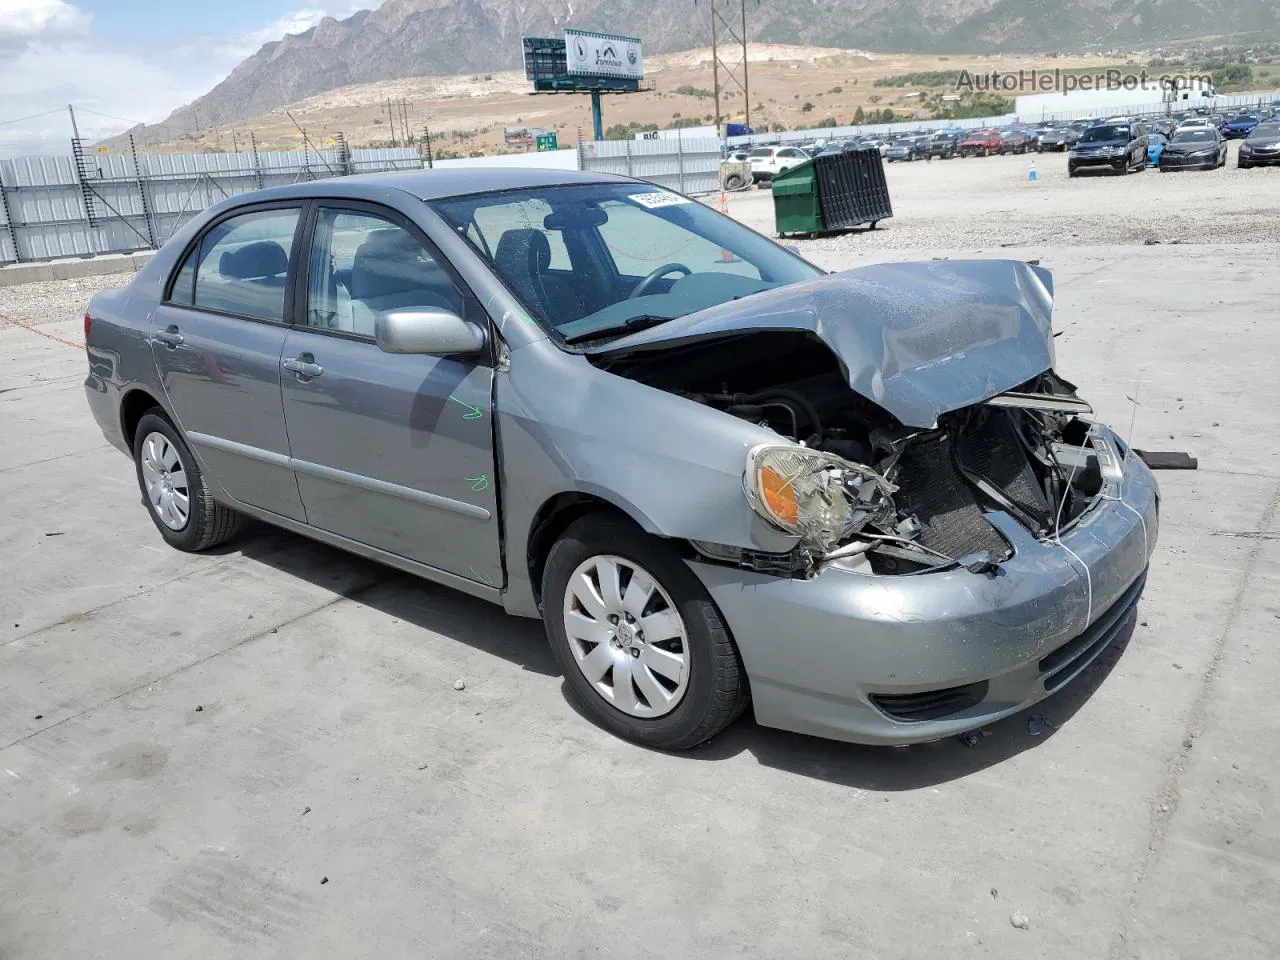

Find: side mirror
<box><xmin>375</xmin><ymin>307</ymin><xmax>485</xmax><ymax>356</ymax></box>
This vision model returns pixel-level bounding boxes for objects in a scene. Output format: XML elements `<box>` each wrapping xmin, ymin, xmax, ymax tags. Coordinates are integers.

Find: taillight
<box><xmin>83</xmin><ymin>313</ymin><xmax>91</xmax><ymax>342</ymax></box>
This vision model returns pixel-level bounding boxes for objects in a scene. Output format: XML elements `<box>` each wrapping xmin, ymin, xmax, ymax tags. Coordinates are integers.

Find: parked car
<box><xmin>885</xmin><ymin>137</ymin><xmax>927</xmax><ymax>161</ymax></box>
<box><xmin>1068</xmin><ymin>120</ymin><xmax>1148</xmax><ymax>176</ymax></box>
<box><xmin>1238</xmin><ymin>120</ymin><xmax>1280</xmax><ymax>168</ymax></box>
<box><xmin>1146</xmin><ymin>132</ymin><xmax>1167</xmax><ymax>166</ymax></box>
<box><xmin>1158</xmin><ymin>126</ymin><xmax>1227</xmax><ymax>171</ymax></box>
<box><xmin>999</xmin><ymin>128</ymin><xmax>1034</xmax><ymax>154</ymax></box>
<box><xmin>82</xmin><ymin>168</ymin><xmax>1158</xmax><ymax>750</ymax></box>
<box><xmin>853</xmin><ymin>138</ymin><xmax>889</xmax><ymax>156</ymax></box>
<box><xmin>1222</xmin><ymin>114</ymin><xmax>1262</xmax><ymax>139</ymax></box>
<box><xmin>959</xmin><ymin>129</ymin><xmax>1003</xmax><ymax>157</ymax></box>
<box><xmin>1175</xmin><ymin>117</ymin><xmax>1213</xmax><ymax>134</ymax></box>
<box><xmin>748</xmin><ymin>145</ymin><xmax>810</xmax><ymax>182</ymax></box>
<box><xmin>924</xmin><ymin>132</ymin><xmax>961</xmax><ymax>159</ymax></box>
<box><xmin>1037</xmin><ymin>125</ymin><xmax>1080</xmax><ymax>152</ymax></box>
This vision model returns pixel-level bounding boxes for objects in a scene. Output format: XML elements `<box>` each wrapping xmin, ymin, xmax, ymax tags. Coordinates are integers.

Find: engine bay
<box><xmin>595</xmin><ymin>331</ymin><xmax>1114</xmax><ymax>576</ymax></box>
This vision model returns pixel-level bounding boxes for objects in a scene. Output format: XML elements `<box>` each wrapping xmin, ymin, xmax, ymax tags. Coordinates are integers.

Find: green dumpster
<box><xmin>771</xmin><ymin>149</ymin><xmax>894</xmax><ymax>237</ymax></box>
<box><xmin>771</xmin><ymin>161</ymin><xmax>822</xmax><ymax>237</ymax></box>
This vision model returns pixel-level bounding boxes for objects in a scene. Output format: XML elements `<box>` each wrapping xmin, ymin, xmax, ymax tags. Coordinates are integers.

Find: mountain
<box><xmin>129</xmin><ymin>0</ymin><xmax>1280</xmax><ymax>144</ymax></box>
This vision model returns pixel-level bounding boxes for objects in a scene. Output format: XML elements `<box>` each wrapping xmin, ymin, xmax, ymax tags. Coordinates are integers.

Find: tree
<box><xmin>853</xmin><ymin>105</ymin><xmax>865</xmax><ymax>124</ymax></box>
<box><xmin>816</xmin><ymin>117</ymin><xmax>837</xmax><ymax>128</ymax></box>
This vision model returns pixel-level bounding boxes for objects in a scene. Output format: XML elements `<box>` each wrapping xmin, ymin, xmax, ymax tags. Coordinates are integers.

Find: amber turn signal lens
<box><xmin>759</xmin><ymin>466</ymin><xmax>799</xmax><ymax>526</ymax></box>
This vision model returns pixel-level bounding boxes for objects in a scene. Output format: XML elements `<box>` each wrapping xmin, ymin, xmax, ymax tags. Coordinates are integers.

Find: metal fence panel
<box><xmin>578</xmin><ymin>137</ymin><xmax>721</xmax><ymax>195</ymax></box>
<box><xmin>0</xmin><ymin>146</ymin><xmax>425</xmax><ymax>265</ymax></box>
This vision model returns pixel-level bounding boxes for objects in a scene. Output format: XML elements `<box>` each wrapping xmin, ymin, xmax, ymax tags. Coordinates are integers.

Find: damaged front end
<box><xmin>689</xmin><ymin>368</ymin><xmax>1110</xmax><ymax>577</ymax></box>
<box><xmin>588</xmin><ymin>260</ymin><xmax>1121</xmax><ymax>578</ymax></box>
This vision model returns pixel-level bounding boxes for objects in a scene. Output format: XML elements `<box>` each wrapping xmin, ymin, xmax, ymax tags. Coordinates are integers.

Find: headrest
<box><xmin>219</xmin><ymin>241</ymin><xmax>288</xmax><ymax>280</ymax></box>
<box><xmin>350</xmin><ymin>228</ymin><xmax>436</xmax><ymax>300</ymax></box>
<box><xmin>494</xmin><ymin>228</ymin><xmax>552</xmax><ymax>277</ymax></box>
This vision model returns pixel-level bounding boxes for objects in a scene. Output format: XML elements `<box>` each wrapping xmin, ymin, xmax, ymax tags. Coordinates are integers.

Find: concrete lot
<box><xmin>2</xmin><ymin>241</ymin><xmax>1278</xmax><ymax>959</ymax></box>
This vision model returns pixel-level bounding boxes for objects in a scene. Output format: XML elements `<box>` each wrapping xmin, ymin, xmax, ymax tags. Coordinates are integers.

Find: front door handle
<box><xmin>154</xmin><ymin>325</ymin><xmax>183</xmax><ymax>348</ymax></box>
<box><xmin>283</xmin><ymin>356</ymin><xmax>323</xmax><ymax>379</ymax></box>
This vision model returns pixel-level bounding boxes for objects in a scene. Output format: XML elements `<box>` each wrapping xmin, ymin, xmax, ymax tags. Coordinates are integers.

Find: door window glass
<box><xmin>193</xmin><ymin>208</ymin><xmax>299</xmax><ymax>322</ymax></box>
<box><xmin>168</xmin><ymin>246</ymin><xmax>197</xmax><ymax>304</ymax></box>
<box><xmin>305</xmin><ymin>209</ymin><xmax>464</xmax><ymax>337</ymax></box>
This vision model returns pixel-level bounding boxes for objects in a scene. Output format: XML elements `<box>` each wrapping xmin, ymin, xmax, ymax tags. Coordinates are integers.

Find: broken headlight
<box><xmin>744</xmin><ymin>443</ymin><xmax>896</xmax><ymax>552</ymax></box>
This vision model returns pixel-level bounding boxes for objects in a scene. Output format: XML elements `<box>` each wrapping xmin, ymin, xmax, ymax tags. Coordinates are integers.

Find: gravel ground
<box><xmin>725</xmin><ymin>140</ymin><xmax>1280</xmax><ymax>250</ymax></box>
<box><xmin>0</xmin><ymin>275</ymin><xmax>128</xmax><ymax>328</ymax></box>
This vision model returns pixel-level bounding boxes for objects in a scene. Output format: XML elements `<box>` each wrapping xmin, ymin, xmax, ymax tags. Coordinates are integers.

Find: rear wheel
<box><xmin>132</xmin><ymin>410</ymin><xmax>241</xmax><ymax>552</ymax></box>
<box><xmin>723</xmin><ymin>173</ymin><xmax>745</xmax><ymax>190</ymax></box>
<box><xmin>541</xmin><ymin>516</ymin><xmax>748</xmax><ymax>750</ymax></box>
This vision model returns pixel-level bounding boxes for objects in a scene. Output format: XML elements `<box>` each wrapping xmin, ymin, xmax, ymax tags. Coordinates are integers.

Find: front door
<box><xmin>279</xmin><ymin>204</ymin><xmax>503</xmax><ymax>587</ymax></box>
<box><xmin>151</xmin><ymin>204</ymin><xmax>306</xmax><ymax>521</ymax></box>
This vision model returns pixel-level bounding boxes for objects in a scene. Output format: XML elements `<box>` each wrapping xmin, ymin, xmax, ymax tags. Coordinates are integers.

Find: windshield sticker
<box><xmin>629</xmin><ymin>192</ymin><xmax>692</xmax><ymax>209</ymax></box>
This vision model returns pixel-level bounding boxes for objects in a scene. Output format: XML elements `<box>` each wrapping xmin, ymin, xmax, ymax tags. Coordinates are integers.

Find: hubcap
<box><xmin>140</xmin><ymin>431</ymin><xmax>190</xmax><ymax>531</ymax></box>
<box><xmin>562</xmin><ymin>555</ymin><xmax>690</xmax><ymax>719</ymax></box>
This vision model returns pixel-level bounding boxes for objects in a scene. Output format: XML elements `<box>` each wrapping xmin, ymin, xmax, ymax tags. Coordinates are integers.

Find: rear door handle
<box><xmin>283</xmin><ymin>356</ymin><xmax>323</xmax><ymax>379</ymax></box>
<box><xmin>154</xmin><ymin>325</ymin><xmax>183</xmax><ymax>348</ymax></box>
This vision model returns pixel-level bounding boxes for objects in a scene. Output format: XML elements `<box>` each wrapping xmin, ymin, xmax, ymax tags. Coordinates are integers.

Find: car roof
<box><xmin>214</xmin><ymin>167</ymin><xmax>632</xmax><ymax>205</ymax></box>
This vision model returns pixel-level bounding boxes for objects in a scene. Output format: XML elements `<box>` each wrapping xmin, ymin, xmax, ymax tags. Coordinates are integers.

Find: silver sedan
<box><xmin>84</xmin><ymin>169</ymin><xmax>1158</xmax><ymax>749</ymax></box>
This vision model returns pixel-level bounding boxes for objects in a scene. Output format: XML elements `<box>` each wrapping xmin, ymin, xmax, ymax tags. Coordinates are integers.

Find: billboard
<box><xmin>565</xmin><ymin>29</ymin><xmax>643</xmax><ymax>80</ymax></box>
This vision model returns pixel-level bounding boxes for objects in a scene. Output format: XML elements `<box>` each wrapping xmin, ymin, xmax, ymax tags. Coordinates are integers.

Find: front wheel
<box><xmin>541</xmin><ymin>516</ymin><xmax>749</xmax><ymax>750</ymax></box>
<box><xmin>132</xmin><ymin>410</ymin><xmax>241</xmax><ymax>551</ymax></box>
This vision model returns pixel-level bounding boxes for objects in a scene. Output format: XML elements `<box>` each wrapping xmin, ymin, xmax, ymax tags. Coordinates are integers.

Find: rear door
<box><xmin>278</xmin><ymin>202</ymin><xmax>502</xmax><ymax>587</ymax></box>
<box><xmin>151</xmin><ymin>203</ymin><xmax>306</xmax><ymax>521</ymax></box>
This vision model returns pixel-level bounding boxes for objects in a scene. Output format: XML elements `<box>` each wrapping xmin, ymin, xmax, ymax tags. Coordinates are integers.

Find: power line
<box><xmin>74</xmin><ymin>107</ymin><xmax>148</xmax><ymax>127</ymax></box>
<box><xmin>0</xmin><ymin>108</ymin><xmax>66</xmax><ymax>127</ymax></box>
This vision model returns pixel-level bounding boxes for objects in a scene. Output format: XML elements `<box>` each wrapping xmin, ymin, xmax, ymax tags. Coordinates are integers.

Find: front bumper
<box><xmin>1069</xmin><ymin>154</ymin><xmax>1127</xmax><ymax>172</ymax></box>
<box><xmin>1240</xmin><ymin>149</ymin><xmax>1280</xmax><ymax>165</ymax></box>
<box><xmin>688</xmin><ymin>434</ymin><xmax>1160</xmax><ymax>745</ymax></box>
<box><xmin>1160</xmin><ymin>154</ymin><xmax>1217</xmax><ymax>170</ymax></box>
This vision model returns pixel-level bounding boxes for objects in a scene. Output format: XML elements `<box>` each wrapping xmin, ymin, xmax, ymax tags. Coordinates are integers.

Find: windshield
<box><xmin>1080</xmin><ymin>124</ymin><xmax>1129</xmax><ymax>142</ymax></box>
<box><xmin>1148</xmin><ymin>133</ymin><xmax>1166</xmax><ymax>144</ymax></box>
<box><xmin>1173</xmin><ymin>129</ymin><xmax>1213</xmax><ymax>143</ymax></box>
<box><xmin>1231</xmin><ymin>115</ymin><xmax>1258</xmax><ymax>123</ymax></box>
<box><xmin>432</xmin><ymin>182</ymin><xmax>822</xmax><ymax>343</ymax></box>
<box><xmin>1248</xmin><ymin>122</ymin><xmax>1280</xmax><ymax>139</ymax></box>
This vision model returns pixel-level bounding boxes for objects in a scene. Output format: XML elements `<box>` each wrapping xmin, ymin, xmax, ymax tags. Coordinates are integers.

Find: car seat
<box><xmin>492</xmin><ymin>228</ymin><xmax>584</xmax><ymax>324</ymax></box>
<box><xmin>348</xmin><ymin>229</ymin><xmax>462</xmax><ymax>337</ymax></box>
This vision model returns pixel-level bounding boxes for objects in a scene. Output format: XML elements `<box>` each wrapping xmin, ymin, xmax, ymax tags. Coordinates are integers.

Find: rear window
<box><xmin>748</xmin><ymin>148</ymin><xmax>773</xmax><ymax>158</ymax></box>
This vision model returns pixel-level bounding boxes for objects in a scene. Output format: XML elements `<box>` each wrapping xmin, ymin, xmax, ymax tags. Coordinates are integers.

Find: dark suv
<box><xmin>1068</xmin><ymin>120</ymin><xmax>1149</xmax><ymax>176</ymax></box>
<box><xmin>924</xmin><ymin>132</ymin><xmax>961</xmax><ymax>159</ymax></box>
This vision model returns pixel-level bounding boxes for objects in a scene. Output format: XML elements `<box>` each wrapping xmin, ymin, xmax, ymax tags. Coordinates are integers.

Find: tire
<box><xmin>1239</xmin><ymin>160</ymin><xmax>1251</xmax><ymax>169</ymax></box>
<box><xmin>724</xmin><ymin>173</ymin><xmax>745</xmax><ymax>190</ymax></box>
<box><xmin>541</xmin><ymin>515</ymin><xmax>748</xmax><ymax>750</ymax></box>
<box><xmin>132</xmin><ymin>410</ymin><xmax>241</xmax><ymax>552</ymax></box>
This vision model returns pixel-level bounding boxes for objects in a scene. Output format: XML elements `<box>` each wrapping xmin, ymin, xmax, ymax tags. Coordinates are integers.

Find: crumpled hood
<box><xmin>590</xmin><ymin>259</ymin><xmax>1056</xmax><ymax>429</ymax></box>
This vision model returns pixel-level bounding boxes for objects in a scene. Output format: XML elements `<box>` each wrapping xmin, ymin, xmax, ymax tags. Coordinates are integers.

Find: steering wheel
<box><xmin>628</xmin><ymin>262</ymin><xmax>693</xmax><ymax>299</ymax></box>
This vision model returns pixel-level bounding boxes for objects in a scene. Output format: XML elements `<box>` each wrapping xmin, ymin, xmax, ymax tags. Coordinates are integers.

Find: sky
<box><xmin>0</xmin><ymin>0</ymin><xmax>379</xmax><ymax>156</ymax></box>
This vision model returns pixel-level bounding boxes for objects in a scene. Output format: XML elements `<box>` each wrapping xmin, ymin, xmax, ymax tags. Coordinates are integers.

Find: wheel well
<box><xmin>120</xmin><ymin>389</ymin><xmax>163</xmax><ymax>449</ymax></box>
<box><xmin>526</xmin><ymin>493</ymin><xmax>637</xmax><ymax>605</ymax></box>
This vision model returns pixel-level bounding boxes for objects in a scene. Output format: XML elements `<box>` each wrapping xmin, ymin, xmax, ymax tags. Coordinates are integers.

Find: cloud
<box><xmin>0</xmin><ymin>0</ymin><xmax>91</xmax><ymax>53</ymax></box>
<box><xmin>0</xmin><ymin>2</ymin><xmax>381</xmax><ymax>156</ymax></box>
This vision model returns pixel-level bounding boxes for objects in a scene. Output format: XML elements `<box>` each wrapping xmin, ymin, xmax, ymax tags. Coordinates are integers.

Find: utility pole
<box><xmin>741</xmin><ymin>0</ymin><xmax>751</xmax><ymax>130</ymax></box>
<box><xmin>709</xmin><ymin>7</ymin><xmax>721</xmax><ymax>137</ymax></box>
<box><xmin>386</xmin><ymin>98</ymin><xmax>397</xmax><ymax>146</ymax></box>
<box><xmin>67</xmin><ymin>104</ymin><xmax>81</xmax><ymax>140</ymax></box>
<box><xmin>703</xmin><ymin>0</ymin><xmax>753</xmax><ymax>133</ymax></box>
